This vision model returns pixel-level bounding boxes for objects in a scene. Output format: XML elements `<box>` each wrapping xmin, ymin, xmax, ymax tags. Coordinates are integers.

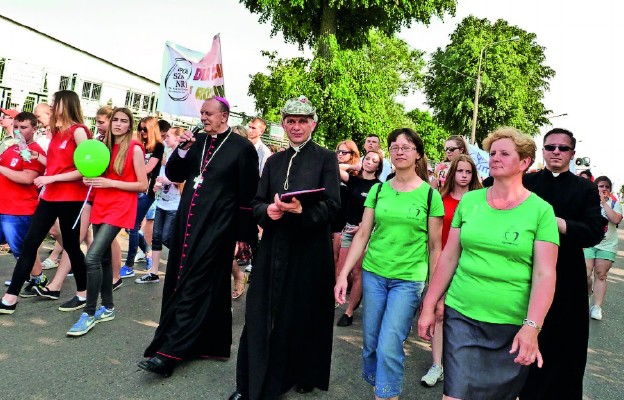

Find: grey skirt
<box><xmin>443</xmin><ymin>306</ymin><xmax>529</xmax><ymax>400</ymax></box>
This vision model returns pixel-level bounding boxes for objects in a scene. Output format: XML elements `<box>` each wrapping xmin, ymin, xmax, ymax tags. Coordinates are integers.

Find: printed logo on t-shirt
<box><xmin>503</xmin><ymin>228</ymin><xmax>520</xmax><ymax>246</ymax></box>
<box><xmin>360</xmin><ymin>191</ymin><xmax>368</xmax><ymax>198</ymax></box>
<box><xmin>60</xmin><ymin>140</ymin><xmax>68</xmax><ymax>149</ymax></box>
<box><xmin>10</xmin><ymin>158</ymin><xmax>19</xmax><ymax>167</ymax></box>
<box><xmin>407</xmin><ymin>204</ymin><xmax>422</xmax><ymax>220</ymax></box>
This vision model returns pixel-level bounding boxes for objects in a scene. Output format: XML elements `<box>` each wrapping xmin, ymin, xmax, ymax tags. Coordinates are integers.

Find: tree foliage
<box><xmin>249</xmin><ymin>31</ymin><xmax>428</xmax><ymax>150</ymax></box>
<box><xmin>241</xmin><ymin>0</ymin><xmax>456</xmax><ymax>51</ymax></box>
<box><xmin>406</xmin><ymin>108</ymin><xmax>449</xmax><ymax>162</ymax></box>
<box><xmin>423</xmin><ymin>16</ymin><xmax>555</xmax><ymax>145</ymax></box>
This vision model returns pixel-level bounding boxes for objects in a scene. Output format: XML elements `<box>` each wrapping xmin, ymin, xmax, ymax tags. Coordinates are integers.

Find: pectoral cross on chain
<box><xmin>193</xmin><ymin>175</ymin><xmax>203</xmax><ymax>189</ymax></box>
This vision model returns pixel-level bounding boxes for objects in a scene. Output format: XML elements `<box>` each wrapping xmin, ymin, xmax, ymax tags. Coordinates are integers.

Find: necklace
<box><xmin>193</xmin><ymin>128</ymin><xmax>231</xmax><ymax>189</ymax></box>
<box><xmin>487</xmin><ymin>187</ymin><xmax>519</xmax><ymax>210</ymax></box>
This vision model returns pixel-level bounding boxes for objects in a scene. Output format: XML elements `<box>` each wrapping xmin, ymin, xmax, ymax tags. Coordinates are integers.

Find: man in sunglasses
<box><xmin>520</xmin><ymin>128</ymin><xmax>606</xmax><ymax>400</ymax></box>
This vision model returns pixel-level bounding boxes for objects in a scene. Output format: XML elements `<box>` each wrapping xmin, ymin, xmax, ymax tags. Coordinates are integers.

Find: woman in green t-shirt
<box><xmin>335</xmin><ymin>128</ymin><xmax>443</xmax><ymax>400</ymax></box>
<box><xmin>418</xmin><ymin>127</ymin><xmax>559</xmax><ymax>400</ymax></box>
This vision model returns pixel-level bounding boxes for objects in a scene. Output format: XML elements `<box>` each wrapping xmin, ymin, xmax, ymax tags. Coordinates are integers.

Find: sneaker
<box><xmin>590</xmin><ymin>305</ymin><xmax>603</xmax><ymax>320</ymax></box>
<box><xmin>421</xmin><ymin>364</ymin><xmax>444</xmax><ymax>387</ymax></box>
<box><xmin>34</xmin><ymin>285</ymin><xmax>60</xmax><ymax>300</ymax></box>
<box><xmin>135</xmin><ymin>273</ymin><xmax>160</xmax><ymax>284</ymax></box>
<box><xmin>145</xmin><ymin>257</ymin><xmax>153</xmax><ymax>270</ymax></box>
<box><xmin>112</xmin><ymin>279</ymin><xmax>123</xmax><ymax>291</ymax></box>
<box><xmin>58</xmin><ymin>296</ymin><xmax>86</xmax><ymax>312</ymax></box>
<box><xmin>0</xmin><ymin>301</ymin><xmax>17</xmax><ymax>315</ymax></box>
<box><xmin>4</xmin><ymin>280</ymin><xmax>10</xmax><ymax>287</ymax></box>
<box><xmin>244</xmin><ymin>264</ymin><xmax>253</xmax><ymax>273</ymax></box>
<box><xmin>19</xmin><ymin>275</ymin><xmax>48</xmax><ymax>298</ymax></box>
<box><xmin>135</xmin><ymin>250</ymin><xmax>146</xmax><ymax>263</ymax></box>
<box><xmin>67</xmin><ymin>312</ymin><xmax>95</xmax><ymax>336</ymax></box>
<box><xmin>119</xmin><ymin>265</ymin><xmax>135</xmax><ymax>278</ymax></box>
<box><xmin>94</xmin><ymin>306</ymin><xmax>116</xmax><ymax>323</ymax></box>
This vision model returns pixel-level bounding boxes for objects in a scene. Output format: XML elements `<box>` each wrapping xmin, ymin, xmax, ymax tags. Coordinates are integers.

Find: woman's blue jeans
<box><xmin>124</xmin><ymin>193</ymin><xmax>154</xmax><ymax>267</ymax></box>
<box><xmin>361</xmin><ymin>269</ymin><xmax>425</xmax><ymax>398</ymax></box>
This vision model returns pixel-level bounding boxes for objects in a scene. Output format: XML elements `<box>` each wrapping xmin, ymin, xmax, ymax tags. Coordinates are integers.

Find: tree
<box><xmin>249</xmin><ymin>31</ymin><xmax>427</xmax><ymax>150</ymax></box>
<box><xmin>241</xmin><ymin>0</ymin><xmax>456</xmax><ymax>54</ymax></box>
<box><xmin>406</xmin><ymin>108</ymin><xmax>449</xmax><ymax>162</ymax></box>
<box><xmin>423</xmin><ymin>16</ymin><xmax>555</xmax><ymax>144</ymax></box>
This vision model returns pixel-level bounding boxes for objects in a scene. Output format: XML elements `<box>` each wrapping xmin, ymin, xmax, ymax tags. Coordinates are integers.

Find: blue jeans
<box><xmin>151</xmin><ymin>207</ymin><xmax>177</xmax><ymax>251</ymax></box>
<box><xmin>124</xmin><ymin>193</ymin><xmax>154</xmax><ymax>267</ymax></box>
<box><xmin>0</xmin><ymin>214</ymin><xmax>32</xmax><ymax>259</ymax></box>
<box><xmin>361</xmin><ymin>270</ymin><xmax>425</xmax><ymax>398</ymax></box>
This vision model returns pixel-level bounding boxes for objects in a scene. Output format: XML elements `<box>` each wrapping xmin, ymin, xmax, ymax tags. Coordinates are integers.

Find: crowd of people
<box><xmin>0</xmin><ymin>90</ymin><xmax>619</xmax><ymax>400</ymax></box>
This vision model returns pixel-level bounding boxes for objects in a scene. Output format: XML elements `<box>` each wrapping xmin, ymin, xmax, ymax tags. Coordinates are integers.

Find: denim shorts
<box><xmin>0</xmin><ymin>214</ymin><xmax>32</xmax><ymax>259</ymax></box>
<box><xmin>340</xmin><ymin>223</ymin><xmax>358</xmax><ymax>248</ymax></box>
<box><xmin>584</xmin><ymin>247</ymin><xmax>616</xmax><ymax>262</ymax></box>
<box><xmin>145</xmin><ymin>202</ymin><xmax>157</xmax><ymax>220</ymax></box>
<box><xmin>361</xmin><ymin>269</ymin><xmax>425</xmax><ymax>398</ymax></box>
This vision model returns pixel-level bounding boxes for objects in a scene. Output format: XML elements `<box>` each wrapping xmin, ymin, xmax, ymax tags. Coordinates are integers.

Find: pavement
<box><xmin>1</xmin><ymin>230</ymin><xmax>623</xmax><ymax>400</ymax></box>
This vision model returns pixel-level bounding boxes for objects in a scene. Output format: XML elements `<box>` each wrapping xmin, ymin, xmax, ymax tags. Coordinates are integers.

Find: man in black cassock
<box><xmin>519</xmin><ymin>128</ymin><xmax>605</xmax><ymax>399</ymax></box>
<box><xmin>229</xmin><ymin>96</ymin><xmax>340</xmax><ymax>400</ymax></box>
<box><xmin>138</xmin><ymin>96</ymin><xmax>259</xmax><ymax>377</ymax></box>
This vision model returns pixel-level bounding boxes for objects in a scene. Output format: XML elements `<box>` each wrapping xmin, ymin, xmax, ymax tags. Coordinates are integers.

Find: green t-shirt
<box><xmin>445</xmin><ymin>189</ymin><xmax>559</xmax><ymax>325</ymax></box>
<box><xmin>362</xmin><ymin>181</ymin><xmax>444</xmax><ymax>281</ymax></box>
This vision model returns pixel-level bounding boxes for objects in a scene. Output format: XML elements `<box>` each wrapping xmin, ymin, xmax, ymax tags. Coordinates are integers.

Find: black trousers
<box><xmin>7</xmin><ymin>200</ymin><xmax>86</xmax><ymax>296</ymax></box>
<box><xmin>85</xmin><ymin>223</ymin><xmax>121</xmax><ymax>315</ymax></box>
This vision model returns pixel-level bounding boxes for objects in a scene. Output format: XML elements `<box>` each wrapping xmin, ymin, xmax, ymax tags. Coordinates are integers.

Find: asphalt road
<box><xmin>1</xmin><ymin>231</ymin><xmax>623</xmax><ymax>400</ymax></box>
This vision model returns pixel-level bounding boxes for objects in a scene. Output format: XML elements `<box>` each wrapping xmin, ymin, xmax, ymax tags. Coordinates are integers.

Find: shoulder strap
<box><xmin>373</xmin><ymin>181</ymin><xmax>384</xmax><ymax>208</ymax></box>
<box><xmin>427</xmin><ymin>186</ymin><xmax>433</xmax><ymax>220</ymax></box>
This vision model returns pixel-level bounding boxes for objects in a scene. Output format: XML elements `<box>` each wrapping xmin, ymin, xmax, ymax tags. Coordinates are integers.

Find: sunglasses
<box><xmin>543</xmin><ymin>144</ymin><xmax>573</xmax><ymax>152</ymax></box>
<box><xmin>336</xmin><ymin>150</ymin><xmax>353</xmax><ymax>155</ymax></box>
<box><xmin>138</xmin><ymin>126</ymin><xmax>148</xmax><ymax>132</ymax></box>
<box><xmin>445</xmin><ymin>146</ymin><xmax>460</xmax><ymax>152</ymax></box>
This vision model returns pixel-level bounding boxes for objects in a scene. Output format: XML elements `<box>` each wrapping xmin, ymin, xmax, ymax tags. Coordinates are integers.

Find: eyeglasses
<box><xmin>336</xmin><ymin>150</ymin><xmax>353</xmax><ymax>155</ymax></box>
<box><xmin>543</xmin><ymin>144</ymin><xmax>573</xmax><ymax>152</ymax></box>
<box><xmin>138</xmin><ymin>126</ymin><xmax>148</xmax><ymax>132</ymax></box>
<box><xmin>598</xmin><ymin>185</ymin><xmax>611</xmax><ymax>189</ymax></box>
<box><xmin>445</xmin><ymin>146</ymin><xmax>460</xmax><ymax>152</ymax></box>
<box><xmin>389</xmin><ymin>145</ymin><xmax>416</xmax><ymax>153</ymax></box>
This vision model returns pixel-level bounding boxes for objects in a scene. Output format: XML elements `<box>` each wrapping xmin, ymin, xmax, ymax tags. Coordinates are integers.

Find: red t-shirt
<box><xmin>41</xmin><ymin>124</ymin><xmax>92</xmax><ymax>202</ymax></box>
<box><xmin>90</xmin><ymin>140</ymin><xmax>142</xmax><ymax>229</ymax></box>
<box><xmin>0</xmin><ymin>142</ymin><xmax>47</xmax><ymax>215</ymax></box>
<box><xmin>442</xmin><ymin>193</ymin><xmax>460</xmax><ymax>248</ymax></box>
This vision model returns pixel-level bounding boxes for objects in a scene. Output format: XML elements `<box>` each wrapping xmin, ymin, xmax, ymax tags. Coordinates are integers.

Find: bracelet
<box><xmin>522</xmin><ymin>319</ymin><xmax>541</xmax><ymax>332</ymax></box>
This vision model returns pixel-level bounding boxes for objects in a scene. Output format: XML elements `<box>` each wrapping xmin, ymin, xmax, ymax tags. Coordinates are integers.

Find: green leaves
<box><xmin>424</xmin><ymin>16</ymin><xmax>555</xmax><ymax>144</ymax></box>
<box><xmin>240</xmin><ymin>0</ymin><xmax>456</xmax><ymax>50</ymax></box>
<box><xmin>248</xmin><ymin>31</ymin><xmax>427</xmax><ymax>150</ymax></box>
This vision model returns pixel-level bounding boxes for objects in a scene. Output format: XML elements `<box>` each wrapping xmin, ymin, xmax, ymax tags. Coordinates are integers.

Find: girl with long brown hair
<box><xmin>2</xmin><ymin>90</ymin><xmax>91</xmax><ymax>314</ymax></box>
<box><xmin>120</xmin><ymin>116</ymin><xmax>164</xmax><ymax>278</ymax></box>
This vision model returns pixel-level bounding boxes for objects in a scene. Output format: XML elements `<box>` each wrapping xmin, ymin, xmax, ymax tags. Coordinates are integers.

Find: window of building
<box><xmin>81</xmin><ymin>81</ymin><xmax>101</xmax><ymax>101</ymax></box>
<box><xmin>0</xmin><ymin>58</ymin><xmax>5</xmax><ymax>83</ymax></box>
<box><xmin>59</xmin><ymin>75</ymin><xmax>70</xmax><ymax>90</ymax></box>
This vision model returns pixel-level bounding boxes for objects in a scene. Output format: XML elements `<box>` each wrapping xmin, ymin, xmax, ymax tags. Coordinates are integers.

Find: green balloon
<box><xmin>73</xmin><ymin>139</ymin><xmax>111</xmax><ymax>178</ymax></box>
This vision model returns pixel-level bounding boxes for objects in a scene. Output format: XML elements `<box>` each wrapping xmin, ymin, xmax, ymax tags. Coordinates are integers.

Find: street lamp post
<box><xmin>470</xmin><ymin>36</ymin><xmax>520</xmax><ymax>145</ymax></box>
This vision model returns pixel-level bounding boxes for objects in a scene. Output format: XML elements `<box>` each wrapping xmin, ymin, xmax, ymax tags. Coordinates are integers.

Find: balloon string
<box><xmin>72</xmin><ymin>186</ymin><xmax>92</xmax><ymax>229</ymax></box>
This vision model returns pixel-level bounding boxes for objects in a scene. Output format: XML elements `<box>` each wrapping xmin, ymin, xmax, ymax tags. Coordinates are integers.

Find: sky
<box><xmin>2</xmin><ymin>0</ymin><xmax>623</xmax><ymax>189</ymax></box>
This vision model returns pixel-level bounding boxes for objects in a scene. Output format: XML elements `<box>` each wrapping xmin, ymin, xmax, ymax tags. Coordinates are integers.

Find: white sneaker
<box><xmin>590</xmin><ymin>305</ymin><xmax>603</xmax><ymax>320</ymax></box>
<box><xmin>421</xmin><ymin>364</ymin><xmax>444</xmax><ymax>387</ymax></box>
<box><xmin>134</xmin><ymin>249</ymin><xmax>146</xmax><ymax>262</ymax></box>
<box><xmin>244</xmin><ymin>264</ymin><xmax>253</xmax><ymax>273</ymax></box>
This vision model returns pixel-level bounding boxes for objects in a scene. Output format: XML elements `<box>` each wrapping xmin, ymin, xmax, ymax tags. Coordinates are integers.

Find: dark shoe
<box><xmin>227</xmin><ymin>392</ymin><xmax>247</xmax><ymax>400</ymax></box>
<box><xmin>336</xmin><ymin>313</ymin><xmax>353</xmax><ymax>327</ymax></box>
<box><xmin>296</xmin><ymin>385</ymin><xmax>314</xmax><ymax>394</ymax></box>
<box><xmin>20</xmin><ymin>275</ymin><xmax>48</xmax><ymax>298</ymax></box>
<box><xmin>58</xmin><ymin>296</ymin><xmax>86</xmax><ymax>312</ymax></box>
<box><xmin>34</xmin><ymin>285</ymin><xmax>60</xmax><ymax>300</ymax></box>
<box><xmin>0</xmin><ymin>301</ymin><xmax>17</xmax><ymax>315</ymax></box>
<box><xmin>112</xmin><ymin>279</ymin><xmax>123</xmax><ymax>291</ymax></box>
<box><xmin>138</xmin><ymin>355</ymin><xmax>176</xmax><ymax>377</ymax></box>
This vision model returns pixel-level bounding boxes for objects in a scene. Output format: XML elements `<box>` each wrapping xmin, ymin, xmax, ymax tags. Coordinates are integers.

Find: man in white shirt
<box><xmin>247</xmin><ymin>117</ymin><xmax>272</xmax><ymax>176</ymax></box>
